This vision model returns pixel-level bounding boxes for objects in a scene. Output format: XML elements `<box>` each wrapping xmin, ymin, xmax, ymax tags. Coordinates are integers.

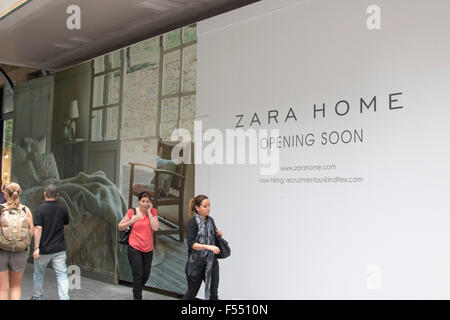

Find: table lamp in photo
<box><xmin>69</xmin><ymin>99</ymin><xmax>79</xmax><ymax>139</ymax></box>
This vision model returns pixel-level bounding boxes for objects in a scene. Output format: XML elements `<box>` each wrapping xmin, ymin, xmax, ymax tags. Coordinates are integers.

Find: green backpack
<box><xmin>0</xmin><ymin>204</ymin><xmax>31</xmax><ymax>252</ymax></box>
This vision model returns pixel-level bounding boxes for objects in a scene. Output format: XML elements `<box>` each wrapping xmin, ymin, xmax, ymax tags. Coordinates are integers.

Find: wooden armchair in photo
<box><xmin>128</xmin><ymin>139</ymin><xmax>186</xmax><ymax>242</ymax></box>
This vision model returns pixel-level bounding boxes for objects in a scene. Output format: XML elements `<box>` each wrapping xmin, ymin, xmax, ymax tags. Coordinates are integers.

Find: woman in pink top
<box><xmin>118</xmin><ymin>191</ymin><xmax>159</xmax><ymax>300</ymax></box>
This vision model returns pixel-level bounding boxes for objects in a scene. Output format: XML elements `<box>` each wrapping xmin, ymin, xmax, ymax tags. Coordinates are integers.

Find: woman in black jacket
<box><xmin>182</xmin><ymin>194</ymin><xmax>223</xmax><ymax>300</ymax></box>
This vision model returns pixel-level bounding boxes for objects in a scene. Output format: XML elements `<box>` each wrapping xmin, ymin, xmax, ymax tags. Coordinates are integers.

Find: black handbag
<box><xmin>212</xmin><ymin>219</ymin><xmax>230</xmax><ymax>259</ymax></box>
<box><xmin>118</xmin><ymin>208</ymin><xmax>136</xmax><ymax>245</ymax></box>
<box><xmin>216</xmin><ymin>237</ymin><xmax>231</xmax><ymax>259</ymax></box>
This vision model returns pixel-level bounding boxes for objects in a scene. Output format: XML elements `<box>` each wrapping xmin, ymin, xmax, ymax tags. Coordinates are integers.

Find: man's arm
<box><xmin>34</xmin><ymin>226</ymin><xmax>42</xmax><ymax>249</ymax></box>
<box><xmin>33</xmin><ymin>208</ymin><xmax>41</xmax><ymax>254</ymax></box>
<box><xmin>33</xmin><ymin>226</ymin><xmax>42</xmax><ymax>260</ymax></box>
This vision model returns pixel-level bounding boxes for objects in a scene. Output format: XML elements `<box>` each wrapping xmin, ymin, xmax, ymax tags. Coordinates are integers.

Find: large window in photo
<box><xmin>121</xmin><ymin>24</ymin><xmax>197</xmax><ymax>195</ymax></box>
<box><xmin>90</xmin><ymin>51</ymin><xmax>122</xmax><ymax>142</ymax></box>
<box><xmin>89</xmin><ymin>50</ymin><xmax>123</xmax><ymax>187</ymax></box>
<box><xmin>160</xmin><ymin>25</ymin><xmax>197</xmax><ymax>139</ymax></box>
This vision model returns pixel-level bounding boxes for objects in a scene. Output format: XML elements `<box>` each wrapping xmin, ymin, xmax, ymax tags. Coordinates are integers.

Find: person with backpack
<box><xmin>31</xmin><ymin>184</ymin><xmax>70</xmax><ymax>300</ymax></box>
<box><xmin>0</xmin><ymin>182</ymin><xmax>34</xmax><ymax>300</ymax></box>
<box><xmin>118</xmin><ymin>191</ymin><xmax>159</xmax><ymax>300</ymax></box>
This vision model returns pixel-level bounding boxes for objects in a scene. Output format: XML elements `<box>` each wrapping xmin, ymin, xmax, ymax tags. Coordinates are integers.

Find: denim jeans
<box><xmin>32</xmin><ymin>251</ymin><xmax>70</xmax><ymax>300</ymax></box>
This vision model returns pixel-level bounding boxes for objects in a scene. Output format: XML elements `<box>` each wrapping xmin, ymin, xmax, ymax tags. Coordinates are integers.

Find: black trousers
<box><xmin>182</xmin><ymin>257</ymin><xmax>219</xmax><ymax>300</ymax></box>
<box><xmin>127</xmin><ymin>246</ymin><xmax>153</xmax><ymax>300</ymax></box>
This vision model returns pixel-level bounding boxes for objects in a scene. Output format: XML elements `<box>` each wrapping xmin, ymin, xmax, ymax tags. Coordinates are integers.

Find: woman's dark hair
<box><xmin>138</xmin><ymin>191</ymin><xmax>152</xmax><ymax>202</ymax></box>
<box><xmin>188</xmin><ymin>194</ymin><xmax>209</xmax><ymax>216</ymax></box>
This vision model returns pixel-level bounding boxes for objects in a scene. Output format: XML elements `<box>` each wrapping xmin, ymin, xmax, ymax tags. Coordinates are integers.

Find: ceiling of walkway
<box><xmin>0</xmin><ymin>0</ymin><xmax>259</xmax><ymax>71</ymax></box>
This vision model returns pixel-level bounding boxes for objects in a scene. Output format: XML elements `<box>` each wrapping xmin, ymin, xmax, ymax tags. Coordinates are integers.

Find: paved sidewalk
<box><xmin>20</xmin><ymin>262</ymin><xmax>177</xmax><ymax>300</ymax></box>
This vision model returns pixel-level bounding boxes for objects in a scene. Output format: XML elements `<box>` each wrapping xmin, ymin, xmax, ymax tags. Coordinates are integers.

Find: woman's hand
<box><xmin>118</xmin><ymin>211</ymin><xmax>141</xmax><ymax>231</ymax></box>
<box><xmin>131</xmin><ymin>214</ymin><xmax>142</xmax><ymax>224</ymax></box>
<box><xmin>208</xmin><ymin>245</ymin><xmax>220</xmax><ymax>255</ymax></box>
<box><xmin>216</xmin><ymin>229</ymin><xmax>223</xmax><ymax>238</ymax></box>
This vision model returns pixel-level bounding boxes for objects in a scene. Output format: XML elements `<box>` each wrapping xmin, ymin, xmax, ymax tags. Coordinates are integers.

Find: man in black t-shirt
<box><xmin>31</xmin><ymin>184</ymin><xmax>70</xmax><ymax>300</ymax></box>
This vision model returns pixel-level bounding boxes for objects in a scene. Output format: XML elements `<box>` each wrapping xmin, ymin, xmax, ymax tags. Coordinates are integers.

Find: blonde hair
<box><xmin>2</xmin><ymin>182</ymin><xmax>21</xmax><ymax>212</ymax></box>
<box><xmin>188</xmin><ymin>195</ymin><xmax>209</xmax><ymax>216</ymax></box>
